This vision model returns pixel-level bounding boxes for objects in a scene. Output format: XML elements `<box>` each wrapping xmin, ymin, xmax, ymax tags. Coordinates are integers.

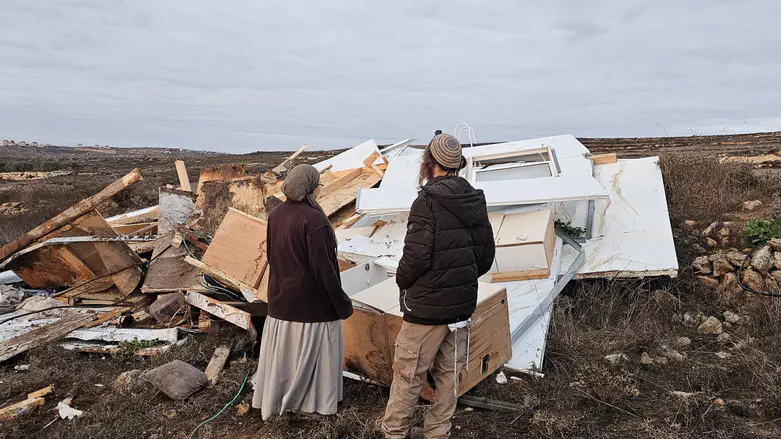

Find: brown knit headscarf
<box><xmin>282</xmin><ymin>164</ymin><xmax>324</xmax><ymax>214</ymax></box>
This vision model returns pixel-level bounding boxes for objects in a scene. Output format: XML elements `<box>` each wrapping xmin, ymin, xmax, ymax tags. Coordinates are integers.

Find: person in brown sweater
<box><xmin>252</xmin><ymin>164</ymin><xmax>353</xmax><ymax>420</ymax></box>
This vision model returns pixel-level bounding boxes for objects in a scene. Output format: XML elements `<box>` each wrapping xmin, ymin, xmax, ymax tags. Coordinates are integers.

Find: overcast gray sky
<box><xmin>1</xmin><ymin>1</ymin><xmax>780</xmax><ymax>153</ymax></box>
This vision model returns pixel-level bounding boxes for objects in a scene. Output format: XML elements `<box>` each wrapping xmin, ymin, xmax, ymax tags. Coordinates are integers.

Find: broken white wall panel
<box><xmin>559</xmin><ymin>157</ymin><xmax>678</xmax><ymax>278</ymax></box>
<box><xmin>506</xmin><ymin>308</ymin><xmax>552</xmax><ymax>371</ymax></box>
<box><xmin>158</xmin><ymin>188</ymin><xmax>197</xmax><ymax>236</ymax></box>
<box><xmin>462</xmin><ymin>135</ymin><xmax>590</xmax><ymax>162</ymax></box>
<box><xmin>67</xmin><ymin>327</ymin><xmax>178</xmax><ymax>344</ymax></box>
<box><xmin>314</xmin><ymin>140</ymin><xmax>383</xmax><ymax>172</ymax></box>
<box><xmin>0</xmin><ymin>312</ymin><xmax>97</xmax><ymax>362</ymax></box>
<box><xmin>379</xmin><ymin>151</ymin><xmax>424</xmax><ymax>189</ymax></box>
<box><xmin>0</xmin><ymin>318</ymin><xmax>60</xmax><ymax>343</ymax></box>
<box><xmin>379</xmin><ymin>138</ymin><xmax>416</xmax><ymax>160</ymax></box>
<box><xmin>337</xmin><ymin>214</ymin><xmax>408</xmax><ymax>264</ymax></box>
<box><xmin>61</xmin><ymin>342</ymin><xmax>171</xmax><ymax>357</ymax></box>
<box><xmin>185</xmin><ymin>291</ymin><xmax>254</xmax><ymax>331</ymax></box>
<box><xmin>357</xmin><ymin>176</ymin><xmax>609</xmax><ymax>215</ymax></box>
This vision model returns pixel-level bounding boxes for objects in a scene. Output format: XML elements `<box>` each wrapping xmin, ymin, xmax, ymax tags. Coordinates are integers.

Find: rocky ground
<box><xmin>3</xmin><ymin>135</ymin><xmax>781</xmax><ymax>438</ymax></box>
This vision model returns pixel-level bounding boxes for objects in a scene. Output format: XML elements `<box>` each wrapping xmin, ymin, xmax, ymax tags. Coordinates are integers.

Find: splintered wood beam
<box><xmin>0</xmin><ymin>313</ymin><xmax>97</xmax><ymax>362</ymax></box>
<box><xmin>488</xmin><ymin>269</ymin><xmax>550</xmax><ymax>283</ymax></box>
<box><xmin>0</xmin><ymin>168</ymin><xmax>143</xmax><ymax>263</ymax></box>
<box><xmin>184</xmin><ymin>291</ymin><xmax>253</xmax><ymax>331</ymax></box>
<box><xmin>0</xmin><ymin>396</ymin><xmax>45</xmax><ymax>421</ymax></box>
<box><xmin>205</xmin><ymin>345</ymin><xmax>232</xmax><ymax>387</ymax></box>
<box><xmin>272</xmin><ymin>145</ymin><xmax>307</xmax><ymax>174</ymax></box>
<box><xmin>589</xmin><ymin>153</ymin><xmax>617</xmax><ymax>165</ymax></box>
<box><xmin>175</xmin><ymin>160</ymin><xmax>193</xmax><ymax>192</ymax></box>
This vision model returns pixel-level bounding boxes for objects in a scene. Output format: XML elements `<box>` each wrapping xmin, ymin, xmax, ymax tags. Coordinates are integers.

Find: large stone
<box><xmin>706</xmin><ymin>238</ymin><xmax>719</xmax><ymax>248</ymax></box>
<box><xmin>697</xmin><ymin>276</ymin><xmax>719</xmax><ymax>289</ymax></box>
<box><xmin>743</xmin><ymin>200</ymin><xmax>763</xmax><ymax>211</ymax></box>
<box><xmin>726</xmin><ymin>249</ymin><xmax>749</xmax><ymax>267</ymax></box>
<box><xmin>723</xmin><ymin>311</ymin><xmax>740</xmax><ymax>323</ymax></box>
<box><xmin>766</xmin><ymin>275</ymin><xmax>780</xmax><ymax>293</ymax></box>
<box><xmin>742</xmin><ymin>267</ymin><xmax>765</xmax><ymax>291</ymax></box>
<box><xmin>769</xmin><ymin>238</ymin><xmax>781</xmax><ymax>252</ymax></box>
<box><xmin>697</xmin><ymin>316</ymin><xmax>723</xmax><ymax>335</ymax></box>
<box><xmin>113</xmin><ymin>370</ymin><xmax>142</xmax><ymax>393</ymax></box>
<box><xmin>712</xmin><ymin>258</ymin><xmax>734</xmax><ymax>277</ymax></box>
<box><xmin>693</xmin><ymin>256</ymin><xmax>712</xmax><ymax>274</ymax></box>
<box><xmin>751</xmin><ymin>246</ymin><xmax>774</xmax><ymax>274</ymax></box>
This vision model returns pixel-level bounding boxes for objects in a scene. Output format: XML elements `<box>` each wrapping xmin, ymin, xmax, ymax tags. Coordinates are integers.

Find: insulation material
<box><xmin>158</xmin><ymin>188</ymin><xmax>197</xmax><ymax>236</ymax></box>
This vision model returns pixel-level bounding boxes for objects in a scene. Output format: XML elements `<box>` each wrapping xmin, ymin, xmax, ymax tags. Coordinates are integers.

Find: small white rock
<box><xmin>604</xmin><ymin>353</ymin><xmax>629</xmax><ymax>365</ymax></box>
<box><xmin>495</xmin><ymin>371</ymin><xmax>508</xmax><ymax>384</ymax></box>
<box><xmin>715</xmin><ymin>351</ymin><xmax>732</xmax><ymax>359</ymax></box>
<box><xmin>723</xmin><ymin>311</ymin><xmax>740</xmax><ymax>324</ymax></box>
<box><xmin>717</xmin><ymin>333</ymin><xmax>731</xmax><ymax>343</ymax></box>
<box><xmin>676</xmin><ymin>337</ymin><xmax>692</xmax><ymax>348</ymax></box>
<box><xmin>13</xmin><ymin>364</ymin><xmax>30</xmax><ymax>371</ymax></box>
<box><xmin>640</xmin><ymin>352</ymin><xmax>654</xmax><ymax>365</ymax></box>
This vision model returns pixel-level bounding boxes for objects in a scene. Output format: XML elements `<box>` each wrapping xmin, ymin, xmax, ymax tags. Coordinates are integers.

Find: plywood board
<box><xmin>197</xmin><ymin>163</ymin><xmax>246</xmax><ymax>192</ymax></box>
<box><xmin>184</xmin><ymin>256</ymin><xmax>261</xmax><ymax>303</ymax></box>
<box><xmin>319</xmin><ymin>169</ymin><xmax>383</xmax><ymax>217</ymax></box>
<box><xmin>175</xmin><ymin>160</ymin><xmax>192</xmax><ymax>192</ymax></box>
<box><xmin>141</xmin><ymin>251</ymin><xmax>201</xmax><ymax>293</ymax></box>
<box><xmin>192</xmin><ymin>175</ymin><xmax>267</xmax><ymax>237</ymax></box>
<box><xmin>10</xmin><ymin>246</ymin><xmax>96</xmax><ymax>289</ymax></box>
<box><xmin>201</xmin><ymin>208</ymin><xmax>267</xmax><ymax>288</ymax></box>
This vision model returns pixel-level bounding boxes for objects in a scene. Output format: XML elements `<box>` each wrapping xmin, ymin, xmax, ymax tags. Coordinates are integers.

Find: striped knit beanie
<box><xmin>428</xmin><ymin>134</ymin><xmax>465</xmax><ymax>170</ymax></box>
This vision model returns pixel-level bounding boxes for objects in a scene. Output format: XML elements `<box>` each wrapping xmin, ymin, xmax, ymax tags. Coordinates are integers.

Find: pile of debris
<box><xmin>0</xmin><ymin>132</ymin><xmax>680</xmax><ymax>411</ymax></box>
<box><xmin>694</xmin><ymin>240</ymin><xmax>781</xmax><ymax>301</ymax></box>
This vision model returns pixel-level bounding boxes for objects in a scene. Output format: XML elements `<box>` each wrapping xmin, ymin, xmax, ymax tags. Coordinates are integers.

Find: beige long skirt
<box><xmin>252</xmin><ymin>316</ymin><xmax>343</xmax><ymax>421</ymax></box>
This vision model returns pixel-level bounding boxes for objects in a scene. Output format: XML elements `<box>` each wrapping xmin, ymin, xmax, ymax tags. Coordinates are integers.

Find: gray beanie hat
<box><xmin>428</xmin><ymin>134</ymin><xmax>465</xmax><ymax>170</ymax></box>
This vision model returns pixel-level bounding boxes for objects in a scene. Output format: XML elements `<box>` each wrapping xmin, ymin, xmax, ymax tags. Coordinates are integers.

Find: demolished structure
<box><xmin>0</xmin><ymin>132</ymin><xmax>677</xmax><ymax>406</ymax></box>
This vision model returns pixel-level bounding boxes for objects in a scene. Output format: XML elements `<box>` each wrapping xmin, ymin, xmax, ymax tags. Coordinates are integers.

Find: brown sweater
<box><xmin>266</xmin><ymin>200</ymin><xmax>353</xmax><ymax>322</ymax></box>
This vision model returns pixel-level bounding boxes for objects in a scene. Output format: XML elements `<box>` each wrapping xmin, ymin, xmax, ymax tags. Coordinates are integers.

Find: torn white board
<box><xmin>379</xmin><ymin>152</ymin><xmax>423</xmax><ymax>189</ymax></box>
<box><xmin>559</xmin><ymin>157</ymin><xmax>678</xmax><ymax>278</ymax></box>
<box><xmin>379</xmin><ymin>138</ymin><xmax>417</xmax><ymax>160</ymax></box>
<box><xmin>505</xmin><ymin>308</ymin><xmax>552</xmax><ymax>371</ymax></box>
<box><xmin>337</xmin><ymin>214</ymin><xmax>408</xmax><ymax>262</ymax></box>
<box><xmin>357</xmin><ymin>176</ymin><xmax>609</xmax><ymax>215</ymax></box>
<box><xmin>340</xmin><ymin>262</ymin><xmax>391</xmax><ymax>297</ymax></box>
<box><xmin>314</xmin><ymin>140</ymin><xmax>383</xmax><ymax>172</ymax></box>
<box><xmin>0</xmin><ymin>318</ymin><xmax>60</xmax><ymax>342</ymax></box>
<box><xmin>67</xmin><ymin>327</ymin><xmax>178</xmax><ymax>344</ymax></box>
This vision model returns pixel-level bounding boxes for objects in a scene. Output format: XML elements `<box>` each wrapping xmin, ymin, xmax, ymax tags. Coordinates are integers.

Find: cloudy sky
<box><xmin>1</xmin><ymin>1</ymin><xmax>780</xmax><ymax>153</ymax></box>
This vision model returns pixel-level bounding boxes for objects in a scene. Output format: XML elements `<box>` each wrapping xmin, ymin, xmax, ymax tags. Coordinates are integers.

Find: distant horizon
<box><xmin>3</xmin><ymin>128</ymin><xmax>781</xmax><ymax>154</ymax></box>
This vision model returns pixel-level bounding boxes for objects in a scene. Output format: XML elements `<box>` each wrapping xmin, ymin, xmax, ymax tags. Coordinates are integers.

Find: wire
<box><xmin>736</xmin><ymin>245</ymin><xmax>781</xmax><ymax>298</ymax></box>
<box><xmin>189</xmin><ymin>370</ymin><xmax>250</xmax><ymax>439</ymax></box>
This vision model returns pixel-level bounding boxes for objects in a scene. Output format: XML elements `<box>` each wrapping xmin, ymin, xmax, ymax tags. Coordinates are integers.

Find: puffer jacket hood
<box><xmin>420</xmin><ymin>177</ymin><xmax>487</xmax><ymax>228</ymax></box>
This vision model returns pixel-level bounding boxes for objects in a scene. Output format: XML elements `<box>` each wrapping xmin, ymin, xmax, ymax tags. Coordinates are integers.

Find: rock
<box><xmin>771</xmin><ymin>271</ymin><xmax>781</xmax><ymax>284</ymax></box>
<box><xmin>697</xmin><ymin>316</ymin><xmax>723</xmax><ymax>335</ymax></box>
<box><xmin>742</xmin><ymin>267</ymin><xmax>765</xmax><ymax>291</ymax></box>
<box><xmin>652</xmin><ymin>290</ymin><xmax>680</xmax><ymax>307</ymax></box>
<box><xmin>719</xmin><ymin>272</ymin><xmax>742</xmax><ymax>295</ymax></box>
<box><xmin>703</xmin><ymin>221</ymin><xmax>719</xmax><ymax>236</ymax></box>
<box><xmin>655</xmin><ymin>356</ymin><xmax>669</xmax><ymax>365</ymax></box>
<box><xmin>712</xmin><ymin>258</ymin><xmax>734</xmax><ymax>277</ymax></box>
<box><xmin>775</xmin><ymin>253</ymin><xmax>781</xmax><ymax>270</ymax></box>
<box><xmin>236</xmin><ymin>402</ymin><xmax>250</xmax><ymax>417</ymax></box>
<box><xmin>766</xmin><ymin>275</ymin><xmax>780</xmax><ymax>293</ymax></box>
<box><xmin>743</xmin><ymin>200</ymin><xmax>763</xmax><ymax>211</ymax></box>
<box><xmin>769</xmin><ymin>238</ymin><xmax>781</xmax><ymax>252</ymax></box>
<box><xmin>692</xmin><ymin>256</ymin><xmax>712</xmax><ymax>274</ymax></box>
<box><xmin>697</xmin><ymin>276</ymin><xmax>719</xmax><ymax>289</ymax></box>
<box><xmin>113</xmin><ymin>370</ymin><xmax>142</xmax><ymax>392</ymax></box>
<box><xmin>671</xmin><ymin>390</ymin><xmax>699</xmax><ymax>399</ymax></box>
<box><xmin>726</xmin><ymin>249</ymin><xmax>749</xmax><ymax>267</ymax></box>
<box><xmin>684</xmin><ymin>220</ymin><xmax>697</xmax><ymax>227</ymax></box>
<box><xmin>604</xmin><ymin>353</ymin><xmax>629</xmax><ymax>365</ymax></box>
<box><xmin>712</xmin><ymin>398</ymin><xmax>726</xmax><ymax>407</ymax></box>
<box><xmin>717</xmin><ymin>333</ymin><xmax>731</xmax><ymax>343</ymax></box>
<box><xmin>705</xmin><ymin>237</ymin><xmax>719</xmax><ymax>248</ymax></box>
<box><xmin>495</xmin><ymin>371</ymin><xmax>508</xmax><ymax>384</ymax></box>
<box><xmin>683</xmin><ymin>312</ymin><xmax>704</xmax><ymax>325</ymax></box>
<box><xmin>719</xmin><ymin>228</ymin><xmax>730</xmax><ymax>239</ymax></box>
<box><xmin>14</xmin><ymin>364</ymin><xmax>30</xmax><ymax>371</ymax></box>
<box><xmin>723</xmin><ymin>311</ymin><xmax>740</xmax><ymax>323</ymax></box>
<box><xmin>640</xmin><ymin>352</ymin><xmax>654</xmax><ymax>365</ymax></box>
<box><xmin>676</xmin><ymin>337</ymin><xmax>692</xmax><ymax>348</ymax></box>
<box><xmin>751</xmin><ymin>246</ymin><xmax>774</xmax><ymax>274</ymax></box>
<box><xmin>715</xmin><ymin>351</ymin><xmax>732</xmax><ymax>359</ymax></box>
<box><xmin>667</xmin><ymin>349</ymin><xmax>686</xmax><ymax>362</ymax></box>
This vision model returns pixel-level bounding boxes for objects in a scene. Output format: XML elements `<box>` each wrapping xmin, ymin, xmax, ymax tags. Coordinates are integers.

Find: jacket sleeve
<box><xmin>477</xmin><ymin>219</ymin><xmax>496</xmax><ymax>277</ymax></box>
<box><xmin>396</xmin><ymin>194</ymin><xmax>435</xmax><ymax>290</ymax></box>
<box><xmin>307</xmin><ymin>225</ymin><xmax>354</xmax><ymax>320</ymax></box>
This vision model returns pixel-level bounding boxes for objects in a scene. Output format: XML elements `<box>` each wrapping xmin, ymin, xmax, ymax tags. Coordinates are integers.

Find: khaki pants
<box><xmin>381</xmin><ymin>321</ymin><xmax>467</xmax><ymax>439</ymax></box>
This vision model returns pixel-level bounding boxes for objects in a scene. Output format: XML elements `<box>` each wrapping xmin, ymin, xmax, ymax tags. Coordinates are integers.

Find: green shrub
<box><xmin>743</xmin><ymin>217</ymin><xmax>781</xmax><ymax>245</ymax></box>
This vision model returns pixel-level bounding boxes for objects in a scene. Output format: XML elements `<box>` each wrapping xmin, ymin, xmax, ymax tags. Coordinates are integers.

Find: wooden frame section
<box><xmin>185</xmin><ymin>291</ymin><xmax>254</xmax><ymax>331</ymax></box>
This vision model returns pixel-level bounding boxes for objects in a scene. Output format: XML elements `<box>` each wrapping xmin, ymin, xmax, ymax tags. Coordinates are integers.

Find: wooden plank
<box><xmin>255</xmin><ymin>268</ymin><xmax>269</xmax><ymax>302</ymax></box>
<box><xmin>0</xmin><ymin>169</ymin><xmax>142</xmax><ymax>263</ymax></box>
<box><xmin>272</xmin><ymin>145</ymin><xmax>307</xmax><ymax>174</ymax></box>
<box><xmin>318</xmin><ymin>168</ymin><xmax>363</xmax><ymax>198</ymax></box>
<box><xmin>362</xmin><ymin>151</ymin><xmax>381</xmax><ymax>168</ymax></box>
<box><xmin>141</xmin><ymin>252</ymin><xmax>201</xmax><ymax>294</ymax></box>
<box><xmin>83</xmin><ymin>307</ymin><xmax>132</xmax><ymax>329</ymax></box>
<box><xmin>184</xmin><ymin>291</ymin><xmax>253</xmax><ymax>331</ymax></box>
<box><xmin>197</xmin><ymin>163</ymin><xmax>246</xmax><ymax>193</ymax></box>
<box><xmin>0</xmin><ymin>397</ymin><xmax>45</xmax><ymax>421</ymax></box>
<box><xmin>184</xmin><ymin>255</ymin><xmax>261</xmax><ymax>303</ymax></box>
<box><xmin>341</xmin><ymin>214</ymin><xmax>362</xmax><ymax>228</ymax></box>
<box><xmin>488</xmin><ymin>269</ymin><xmax>550</xmax><ymax>283</ymax></box>
<box><xmin>27</xmin><ymin>385</ymin><xmax>54</xmax><ymax>400</ymax></box>
<box><xmin>0</xmin><ymin>312</ymin><xmax>96</xmax><ymax>362</ymax></box>
<box><xmin>319</xmin><ymin>169</ymin><xmax>383</xmax><ymax>217</ymax></box>
<box><xmin>589</xmin><ymin>153</ymin><xmax>617</xmax><ymax>165</ymax></box>
<box><xmin>105</xmin><ymin>206</ymin><xmax>160</xmax><ymax>225</ymax></box>
<box><xmin>57</xmin><ymin>277</ymin><xmax>116</xmax><ymax>299</ymax></box>
<box><xmin>205</xmin><ymin>345</ymin><xmax>232</xmax><ymax>386</ymax></box>
<box><xmin>111</xmin><ymin>222</ymin><xmax>158</xmax><ymax>235</ymax></box>
<box><xmin>201</xmin><ymin>208</ymin><xmax>267</xmax><ymax>288</ymax></box>
<box><xmin>9</xmin><ymin>245</ymin><xmax>96</xmax><ymax>289</ymax></box>
<box><xmin>175</xmin><ymin>160</ymin><xmax>192</xmax><ymax>192</ymax></box>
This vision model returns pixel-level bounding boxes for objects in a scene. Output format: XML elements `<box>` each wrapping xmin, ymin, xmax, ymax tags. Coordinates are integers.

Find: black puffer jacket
<box><xmin>396</xmin><ymin>176</ymin><xmax>495</xmax><ymax>325</ymax></box>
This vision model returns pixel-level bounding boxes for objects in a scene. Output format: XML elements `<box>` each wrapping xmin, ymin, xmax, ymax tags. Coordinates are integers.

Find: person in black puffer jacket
<box><xmin>382</xmin><ymin>133</ymin><xmax>495</xmax><ymax>439</ymax></box>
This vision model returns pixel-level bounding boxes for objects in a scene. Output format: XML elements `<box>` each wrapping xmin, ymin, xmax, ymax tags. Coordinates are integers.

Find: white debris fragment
<box><xmin>57</xmin><ymin>401</ymin><xmax>84</xmax><ymax>420</ymax></box>
<box><xmin>495</xmin><ymin>372</ymin><xmax>508</xmax><ymax>384</ymax></box>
